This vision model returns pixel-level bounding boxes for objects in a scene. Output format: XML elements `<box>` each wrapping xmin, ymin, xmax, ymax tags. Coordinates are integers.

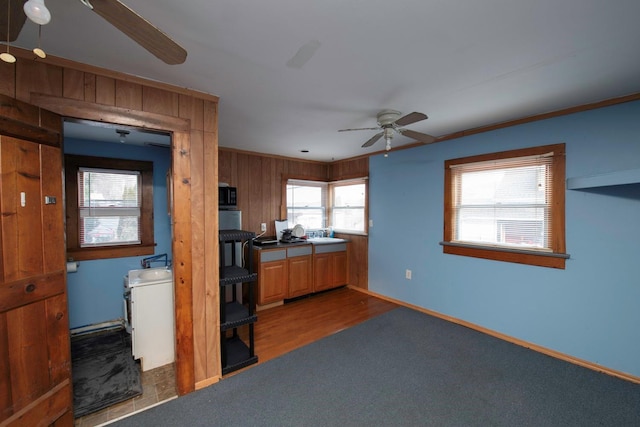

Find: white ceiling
<box><xmin>12</xmin><ymin>0</ymin><xmax>640</xmax><ymax>161</ymax></box>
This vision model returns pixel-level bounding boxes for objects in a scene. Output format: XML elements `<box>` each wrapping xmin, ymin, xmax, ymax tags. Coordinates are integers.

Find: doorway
<box><xmin>62</xmin><ymin>119</ymin><xmax>178</xmax><ymax>422</ymax></box>
<box><xmin>29</xmin><ymin>90</ymin><xmax>199</xmax><ymax>399</ymax></box>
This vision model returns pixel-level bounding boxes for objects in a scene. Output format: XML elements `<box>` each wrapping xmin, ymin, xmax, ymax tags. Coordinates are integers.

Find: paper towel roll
<box><xmin>66</xmin><ymin>261</ymin><xmax>78</xmax><ymax>273</ymax></box>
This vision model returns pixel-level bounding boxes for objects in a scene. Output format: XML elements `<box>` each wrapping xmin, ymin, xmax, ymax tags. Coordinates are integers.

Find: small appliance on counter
<box><xmin>254</xmin><ymin>236</ymin><xmax>279</xmax><ymax>246</ymax></box>
<box><xmin>279</xmin><ymin>224</ymin><xmax>306</xmax><ymax>243</ymax></box>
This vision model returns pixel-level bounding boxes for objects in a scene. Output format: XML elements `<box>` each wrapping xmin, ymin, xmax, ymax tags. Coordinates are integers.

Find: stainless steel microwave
<box><xmin>219</xmin><ymin>186</ymin><xmax>237</xmax><ymax>209</ymax></box>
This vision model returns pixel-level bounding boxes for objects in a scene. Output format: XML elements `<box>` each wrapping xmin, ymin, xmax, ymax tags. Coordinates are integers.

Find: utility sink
<box><xmin>139</xmin><ymin>269</ymin><xmax>172</xmax><ymax>280</ymax></box>
<box><xmin>308</xmin><ymin>237</ymin><xmax>348</xmax><ymax>244</ymax></box>
<box><xmin>128</xmin><ymin>267</ymin><xmax>173</xmax><ymax>286</ymax></box>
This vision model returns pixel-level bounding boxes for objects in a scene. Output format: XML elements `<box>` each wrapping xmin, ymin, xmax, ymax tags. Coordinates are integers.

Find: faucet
<box><xmin>141</xmin><ymin>253</ymin><xmax>169</xmax><ymax>269</ymax></box>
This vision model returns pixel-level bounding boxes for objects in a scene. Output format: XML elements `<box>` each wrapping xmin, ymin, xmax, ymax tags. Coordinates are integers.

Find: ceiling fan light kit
<box><xmin>23</xmin><ymin>0</ymin><xmax>51</xmax><ymax>25</ymax></box>
<box><xmin>338</xmin><ymin>109</ymin><xmax>437</xmax><ymax>155</ymax></box>
<box><xmin>3</xmin><ymin>0</ymin><xmax>187</xmax><ymax>66</ymax></box>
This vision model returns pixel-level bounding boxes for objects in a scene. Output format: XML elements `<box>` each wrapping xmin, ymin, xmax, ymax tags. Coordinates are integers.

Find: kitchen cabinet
<box><xmin>287</xmin><ymin>246</ymin><xmax>313</xmax><ymax>298</ymax></box>
<box><xmin>219</xmin><ymin>229</ymin><xmax>258</xmax><ymax>375</ymax></box>
<box><xmin>255</xmin><ymin>242</ymin><xmax>349</xmax><ymax>306</ymax></box>
<box><xmin>255</xmin><ymin>248</ymin><xmax>287</xmax><ymax>305</ymax></box>
<box><xmin>313</xmin><ymin>243</ymin><xmax>348</xmax><ymax>292</ymax></box>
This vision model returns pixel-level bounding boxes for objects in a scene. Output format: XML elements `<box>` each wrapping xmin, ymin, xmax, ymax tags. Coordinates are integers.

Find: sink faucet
<box><xmin>141</xmin><ymin>253</ymin><xmax>169</xmax><ymax>269</ymax></box>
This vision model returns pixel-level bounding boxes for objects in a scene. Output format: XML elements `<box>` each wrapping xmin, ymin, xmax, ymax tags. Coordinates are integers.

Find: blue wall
<box><xmin>65</xmin><ymin>138</ymin><xmax>172</xmax><ymax>329</ymax></box>
<box><xmin>369</xmin><ymin>100</ymin><xmax>640</xmax><ymax>377</ymax></box>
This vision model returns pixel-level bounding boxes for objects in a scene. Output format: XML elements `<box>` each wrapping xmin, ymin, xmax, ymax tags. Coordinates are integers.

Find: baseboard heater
<box><xmin>71</xmin><ymin>319</ymin><xmax>125</xmax><ymax>337</ymax></box>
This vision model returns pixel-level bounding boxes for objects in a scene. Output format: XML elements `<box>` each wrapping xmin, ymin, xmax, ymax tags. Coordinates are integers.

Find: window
<box><xmin>330</xmin><ymin>179</ymin><xmax>367</xmax><ymax>233</ymax></box>
<box><xmin>65</xmin><ymin>154</ymin><xmax>155</xmax><ymax>261</ymax></box>
<box><xmin>284</xmin><ymin>177</ymin><xmax>368</xmax><ymax>234</ymax></box>
<box><xmin>443</xmin><ymin>144</ymin><xmax>567</xmax><ymax>268</ymax></box>
<box><xmin>286</xmin><ymin>179</ymin><xmax>327</xmax><ymax>229</ymax></box>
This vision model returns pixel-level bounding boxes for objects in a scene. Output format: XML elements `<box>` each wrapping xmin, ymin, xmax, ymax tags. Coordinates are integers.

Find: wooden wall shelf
<box><xmin>566</xmin><ymin>168</ymin><xmax>640</xmax><ymax>190</ymax></box>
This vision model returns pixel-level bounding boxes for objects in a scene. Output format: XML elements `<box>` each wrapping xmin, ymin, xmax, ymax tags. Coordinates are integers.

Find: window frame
<box><xmin>442</xmin><ymin>143</ymin><xmax>567</xmax><ymax>269</ymax></box>
<box><xmin>284</xmin><ymin>178</ymin><xmax>328</xmax><ymax>230</ymax></box>
<box><xmin>282</xmin><ymin>176</ymin><xmax>368</xmax><ymax>235</ymax></box>
<box><xmin>65</xmin><ymin>154</ymin><xmax>155</xmax><ymax>261</ymax></box>
<box><xmin>329</xmin><ymin>178</ymin><xmax>368</xmax><ymax>234</ymax></box>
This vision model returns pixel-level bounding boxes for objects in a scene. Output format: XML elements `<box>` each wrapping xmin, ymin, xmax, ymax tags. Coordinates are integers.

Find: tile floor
<box><xmin>73</xmin><ymin>363</ymin><xmax>177</xmax><ymax>426</ymax></box>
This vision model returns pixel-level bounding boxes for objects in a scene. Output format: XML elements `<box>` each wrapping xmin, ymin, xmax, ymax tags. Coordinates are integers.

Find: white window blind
<box><xmin>79</xmin><ymin>167</ymin><xmax>141</xmax><ymax>247</ymax></box>
<box><xmin>450</xmin><ymin>152</ymin><xmax>554</xmax><ymax>251</ymax></box>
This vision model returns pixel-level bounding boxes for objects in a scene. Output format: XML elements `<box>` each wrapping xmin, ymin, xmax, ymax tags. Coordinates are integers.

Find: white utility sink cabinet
<box><xmin>127</xmin><ymin>267</ymin><xmax>175</xmax><ymax>371</ymax></box>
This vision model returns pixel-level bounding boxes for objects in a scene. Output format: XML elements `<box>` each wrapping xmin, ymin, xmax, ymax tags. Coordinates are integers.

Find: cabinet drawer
<box><xmin>287</xmin><ymin>245</ymin><xmax>312</xmax><ymax>257</ymax></box>
<box><xmin>314</xmin><ymin>243</ymin><xmax>347</xmax><ymax>254</ymax></box>
<box><xmin>259</xmin><ymin>249</ymin><xmax>287</xmax><ymax>262</ymax></box>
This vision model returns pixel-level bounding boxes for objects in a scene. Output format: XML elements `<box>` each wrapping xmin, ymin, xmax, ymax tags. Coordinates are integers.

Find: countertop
<box><xmin>253</xmin><ymin>237</ymin><xmax>348</xmax><ymax>250</ymax></box>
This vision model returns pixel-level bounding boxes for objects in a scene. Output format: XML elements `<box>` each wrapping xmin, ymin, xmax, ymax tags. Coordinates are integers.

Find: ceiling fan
<box><xmin>0</xmin><ymin>0</ymin><xmax>187</xmax><ymax>65</ymax></box>
<box><xmin>339</xmin><ymin>109</ymin><xmax>436</xmax><ymax>152</ymax></box>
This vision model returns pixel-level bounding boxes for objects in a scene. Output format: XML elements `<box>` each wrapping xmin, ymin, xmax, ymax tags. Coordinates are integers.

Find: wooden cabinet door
<box><xmin>313</xmin><ymin>253</ymin><xmax>331</xmax><ymax>292</ymax></box>
<box><xmin>288</xmin><ymin>255</ymin><xmax>312</xmax><ymax>298</ymax></box>
<box><xmin>331</xmin><ymin>251</ymin><xmax>349</xmax><ymax>287</ymax></box>
<box><xmin>258</xmin><ymin>260</ymin><xmax>287</xmax><ymax>305</ymax></box>
<box><xmin>1</xmin><ymin>96</ymin><xmax>73</xmax><ymax>425</ymax></box>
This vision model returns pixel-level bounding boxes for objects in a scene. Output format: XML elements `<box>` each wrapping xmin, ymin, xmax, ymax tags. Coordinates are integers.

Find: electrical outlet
<box><xmin>260</xmin><ymin>223</ymin><xmax>267</xmax><ymax>232</ymax></box>
<box><xmin>405</xmin><ymin>269</ymin><xmax>412</xmax><ymax>280</ymax></box>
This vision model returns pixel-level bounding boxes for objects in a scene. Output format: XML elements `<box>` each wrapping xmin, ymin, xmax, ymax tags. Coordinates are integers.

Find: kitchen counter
<box><xmin>253</xmin><ymin>240</ymin><xmax>310</xmax><ymax>250</ymax></box>
<box><xmin>307</xmin><ymin>237</ymin><xmax>349</xmax><ymax>244</ymax></box>
<box><xmin>253</xmin><ymin>237</ymin><xmax>348</xmax><ymax>249</ymax></box>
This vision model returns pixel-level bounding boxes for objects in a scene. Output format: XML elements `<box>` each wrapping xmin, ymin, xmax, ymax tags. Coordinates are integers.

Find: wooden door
<box><xmin>288</xmin><ymin>255</ymin><xmax>312</xmax><ymax>298</ymax></box>
<box><xmin>313</xmin><ymin>253</ymin><xmax>331</xmax><ymax>292</ymax></box>
<box><xmin>258</xmin><ymin>260</ymin><xmax>288</xmax><ymax>305</ymax></box>
<box><xmin>331</xmin><ymin>251</ymin><xmax>349</xmax><ymax>287</ymax></box>
<box><xmin>0</xmin><ymin>96</ymin><xmax>72</xmax><ymax>425</ymax></box>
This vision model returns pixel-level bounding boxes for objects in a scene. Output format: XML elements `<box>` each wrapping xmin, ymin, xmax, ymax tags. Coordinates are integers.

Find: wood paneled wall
<box><xmin>1</xmin><ymin>48</ymin><xmax>219</xmax><ymax>394</ymax></box>
<box><xmin>220</xmin><ymin>148</ymin><xmax>370</xmax><ymax>289</ymax></box>
<box><xmin>329</xmin><ymin>155</ymin><xmax>369</xmax><ymax>289</ymax></box>
<box><xmin>328</xmin><ymin>155</ymin><xmax>369</xmax><ymax>181</ymax></box>
<box><xmin>219</xmin><ymin>149</ymin><xmax>329</xmax><ymax>236</ymax></box>
<box><xmin>1</xmin><ymin>47</ymin><xmax>373</xmax><ymax>399</ymax></box>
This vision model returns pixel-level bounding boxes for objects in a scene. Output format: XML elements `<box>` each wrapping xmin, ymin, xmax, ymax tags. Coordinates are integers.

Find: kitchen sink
<box><xmin>308</xmin><ymin>237</ymin><xmax>348</xmax><ymax>244</ymax></box>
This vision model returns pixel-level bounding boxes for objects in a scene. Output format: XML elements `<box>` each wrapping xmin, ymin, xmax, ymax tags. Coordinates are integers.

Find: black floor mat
<box><xmin>71</xmin><ymin>328</ymin><xmax>142</xmax><ymax>418</ymax></box>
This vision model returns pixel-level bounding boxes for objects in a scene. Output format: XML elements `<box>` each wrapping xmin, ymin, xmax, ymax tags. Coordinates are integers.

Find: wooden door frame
<box><xmin>29</xmin><ymin>93</ymin><xmax>196</xmax><ymax>395</ymax></box>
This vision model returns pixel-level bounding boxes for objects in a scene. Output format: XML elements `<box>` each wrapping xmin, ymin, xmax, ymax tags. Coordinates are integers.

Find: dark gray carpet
<box><xmin>112</xmin><ymin>307</ymin><xmax>640</xmax><ymax>426</ymax></box>
<box><xmin>71</xmin><ymin>328</ymin><xmax>142</xmax><ymax>418</ymax></box>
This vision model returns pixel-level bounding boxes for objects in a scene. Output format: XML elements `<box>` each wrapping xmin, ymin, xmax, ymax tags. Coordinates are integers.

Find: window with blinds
<box><xmin>443</xmin><ymin>144</ymin><xmax>567</xmax><ymax>268</ymax></box>
<box><xmin>284</xmin><ymin>177</ymin><xmax>369</xmax><ymax>234</ymax></box>
<box><xmin>79</xmin><ymin>168</ymin><xmax>141</xmax><ymax>247</ymax></box>
<box><xmin>65</xmin><ymin>154</ymin><xmax>154</xmax><ymax>261</ymax></box>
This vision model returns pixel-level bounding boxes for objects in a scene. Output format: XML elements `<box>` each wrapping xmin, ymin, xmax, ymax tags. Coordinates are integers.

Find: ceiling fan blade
<box><xmin>399</xmin><ymin>129</ymin><xmax>437</xmax><ymax>144</ymax></box>
<box><xmin>86</xmin><ymin>0</ymin><xmax>187</xmax><ymax>65</ymax></box>
<box><xmin>362</xmin><ymin>132</ymin><xmax>383</xmax><ymax>148</ymax></box>
<box><xmin>338</xmin><ymin>127</ymin><xmax>381</xmax><ymax>132</ymax></box>
<box><xmin>395</xmin><ymin>112</ymin><xmax>428</xmax><ymax>127</ymax></box>
<box><xmin>0</xmin><ymin>0</ymin><xmax>27</xmax><ymax>42</ymax></box>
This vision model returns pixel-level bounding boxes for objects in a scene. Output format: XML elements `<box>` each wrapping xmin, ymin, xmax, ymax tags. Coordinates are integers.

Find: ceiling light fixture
<box><xmin>116</xmin><ymin>129</ymin><xmax>130</xmax><ymax>143</ymax></box>
<box><xmin>383</xmin><ymin>127</ymin><xmax>393</xmax><ymax>157</ymax></box>
<box><xmin>23</xmin><ymin>0</ymin><xmax>51</xmax><ymax>25</ymax></box>
<box><xmin>33</xmin><ymin>25</ymin><xmax>46</xmax><ymax>59</ymax></box>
